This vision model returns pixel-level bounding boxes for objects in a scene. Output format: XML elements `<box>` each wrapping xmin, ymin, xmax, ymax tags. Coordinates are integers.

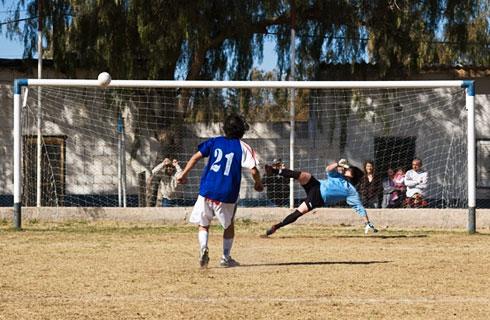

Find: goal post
<box><xmin>12</xmin><ymin>77</ymin><xmax>476</xmax><ymax>232</ymax></box>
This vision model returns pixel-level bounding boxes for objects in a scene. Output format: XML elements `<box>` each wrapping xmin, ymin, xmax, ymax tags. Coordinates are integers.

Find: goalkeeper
<box><xmin>263</xmin><ymin>159</ymin><xmax>378</xmax><ymax>237</ymax></box>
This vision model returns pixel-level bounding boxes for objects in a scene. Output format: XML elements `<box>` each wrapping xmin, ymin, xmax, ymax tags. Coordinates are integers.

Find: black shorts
<box><xmin>302</xmin><ymin>176</ymin><xmax>325</xmax><ymax>210</ymax></box>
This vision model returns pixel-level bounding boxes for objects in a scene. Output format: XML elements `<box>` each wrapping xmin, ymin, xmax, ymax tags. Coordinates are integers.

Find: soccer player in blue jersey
<box><xmin>177</xmin><ymin>114</ymin><xmax>264</xmax><ymax>268</ymax></box>
<box><xmin>263</xmin><ymin>159</ymin><xmax>378</xmax><ymax>237</ymax></box>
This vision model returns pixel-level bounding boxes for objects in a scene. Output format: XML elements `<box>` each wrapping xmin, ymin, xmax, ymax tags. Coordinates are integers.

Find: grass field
<box><xmin>1</xmin><ymin>219</ymin><xmax>489</xmax><ymax>319</ymax></box>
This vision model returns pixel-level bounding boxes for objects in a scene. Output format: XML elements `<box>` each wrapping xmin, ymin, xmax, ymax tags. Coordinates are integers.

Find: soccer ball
<box><xmin>97</xmin><ymin>72</ymin><xmax>111</xmax><ymax>87</ymax></box>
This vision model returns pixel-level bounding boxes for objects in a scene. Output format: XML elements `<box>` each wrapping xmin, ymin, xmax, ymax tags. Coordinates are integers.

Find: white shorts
<box><xmin>189</xmin><ymin>195</ymin><xmax>238</xmax><ymax>229</ymax></box>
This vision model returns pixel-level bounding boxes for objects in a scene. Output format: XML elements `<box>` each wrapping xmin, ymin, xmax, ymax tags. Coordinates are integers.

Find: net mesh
<box><xmin>21</xmin><ymin>85</ymin><xmax>467</xmax><ymax>208</ymax></box>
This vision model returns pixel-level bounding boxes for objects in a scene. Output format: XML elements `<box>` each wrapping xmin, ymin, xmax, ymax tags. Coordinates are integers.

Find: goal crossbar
<box><xmin>18</xmin><ymin>78</ymin><xmax>472</xmax><ymax>90</ymax></box>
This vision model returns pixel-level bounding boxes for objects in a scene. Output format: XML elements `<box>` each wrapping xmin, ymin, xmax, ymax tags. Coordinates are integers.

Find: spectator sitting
<box><xmin>358</xmin><ymin>160</ymin><xmax>382</xmax><ymax>208</ymax></box>
<box><xmin>149</xmin><ymin>158</ymin><xmax>183</xmax><ymax>207</ymax></box>
<box><xmin>403</xmin><ymin>158</ymin><xmax>429</xmax><ymax>208</ymax></box>
<box><xmin>381</xmin><ymin>168</ymin><xmax>396</xmax><ymax>208</ymax></box>
<box><xmin>262</xmin><ymin>158</ymin><xmax>289</xmax><ymax>207</ymax></box>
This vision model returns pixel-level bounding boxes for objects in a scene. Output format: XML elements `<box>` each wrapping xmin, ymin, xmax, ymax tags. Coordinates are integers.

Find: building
<box><xmin>1</xmin><ymin>59</ymin><xmax>489</xmax><ymax>207</ymax></box>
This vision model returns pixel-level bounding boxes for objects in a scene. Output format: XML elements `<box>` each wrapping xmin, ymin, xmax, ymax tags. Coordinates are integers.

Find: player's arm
<box><xmin>239</xmin><ymin>141</ymin><xmax>263</xmax><ymax>192</ymax></box>
<box><xmin>346</xmin><ymin>191</ymin><xmax>368</xmax><ymax>218</ymax></box>
<box><xmin>346</xmin><ymin>190</ymin><xmax>377</xmax><ymax>233</ymax></box>
<box><xmin>326</xmin><ymin>162</ymin><xmax>339</xmax><ymax>172</ymax></box>
<box><xmin>177</xmin><ymin>151</ymin><xmax>203</xmax><ymax>184</ymax></box>
<box><xmin>345</xmin><ymin>191</ymin><xmax>378</xmax><ymax>233</ymax></box>
<box><xmin>326</xmin><ymin>160</ymin><xmax>349</xmax><ymax>179</ymax></box>
<box><xmin>326</xmin><ymin>159</ymin><xmax>349</xmax><ymax>172</ymax></box>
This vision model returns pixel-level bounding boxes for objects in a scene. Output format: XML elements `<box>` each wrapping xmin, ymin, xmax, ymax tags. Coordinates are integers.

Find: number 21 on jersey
<box><xmin>210</xmin><ymin>148</ymin><xmax>234</xmax><ymax>176</ymax></box>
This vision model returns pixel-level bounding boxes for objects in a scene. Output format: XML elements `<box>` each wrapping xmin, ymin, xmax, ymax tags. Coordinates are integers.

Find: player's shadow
<box><xmin>333</xmin><ymin>235</ymin><xmax>428</xmax><ymax>239</ymax></box>
<box><xmin>239</xmin><ymin>260</ymin><xmax>391</xmax><ymax>267</ymax></box>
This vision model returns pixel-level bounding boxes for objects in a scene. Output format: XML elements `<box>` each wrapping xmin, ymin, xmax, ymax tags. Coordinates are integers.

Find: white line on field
<box><xmin>3</xmin><ymin>294</ymin><xmax>488</xmax><ymax>305</ymax></box>
<box><xmin>159</xmin><ymin>296</ymin><xmax>490</xmax><ymax>304</ymax></box>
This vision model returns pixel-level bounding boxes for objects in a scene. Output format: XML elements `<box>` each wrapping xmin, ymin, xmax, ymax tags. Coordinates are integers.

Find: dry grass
<box><xmin>0</xmin><ymin>219</ymin><xmax>489</xmax><ymax>319</ymax></box>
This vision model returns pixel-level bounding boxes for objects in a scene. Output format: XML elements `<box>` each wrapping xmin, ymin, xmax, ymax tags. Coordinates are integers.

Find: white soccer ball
<box><xmin>97</xmin><ymin>72</ymin><xmax>111</xmax><ymax>87</ymax></box>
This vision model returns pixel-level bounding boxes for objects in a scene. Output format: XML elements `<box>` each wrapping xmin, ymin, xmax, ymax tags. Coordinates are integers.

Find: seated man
<box><xmin>263</xmin><ymin>159</ymin><xmax>378</xmax><ymax>236</ymax></box>
<box><xmin>403</xmin><ymin>158</ymin><xmax>429</xmax><ymax>208</ymax></box>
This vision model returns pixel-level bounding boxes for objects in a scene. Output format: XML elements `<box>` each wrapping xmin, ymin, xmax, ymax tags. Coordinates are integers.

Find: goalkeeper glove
<box><xmin>364</xmin><ymin>222</ymin><xmax>378</xmax><ymax>234</ymax></box>
<box><xmin>338</xmin><ymin>158</ymin><xmax>350</xmax><ymax>169</ymax></box>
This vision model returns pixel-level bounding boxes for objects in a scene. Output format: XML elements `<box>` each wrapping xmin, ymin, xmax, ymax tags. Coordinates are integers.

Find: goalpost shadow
<box><xmin>333</xmin><ymin>234</ymin><xmax>428</xmax><ymax>239</ymax></box>
<box><xmin>237</xmin><ymin>260</ymin><xmax>391</xmax><ymax>268</ymax></box>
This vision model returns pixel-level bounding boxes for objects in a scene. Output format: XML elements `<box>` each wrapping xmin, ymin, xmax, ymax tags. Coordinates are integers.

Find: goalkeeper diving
<box><xmin>263</xmin><ymin>159</ymin><xmax>378</xmax><ymax>237</ymax></box>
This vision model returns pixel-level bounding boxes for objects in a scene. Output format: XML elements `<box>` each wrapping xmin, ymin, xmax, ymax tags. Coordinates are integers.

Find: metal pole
<box><xmin>13</xmin><ymin>84</ymin><xmax>24</xmax><ymax>229</ymax></box>
<box><xmin>36</xmin><ymin>0</ymin><xmax>43</xmax><ymax>207</ymax></box>
<box><xmin>117</xmin><ymin>112</ymin><xmax>127</xmax><ymax>207</ymax></box>
<box><xmin>25</xmin><ymin>79</ymin><xmax>467</xmax><ymax>89</ymax></box>
<box><xmin>117</xmin><ymin>138</ymin><xmax>122</xmax><ymax>206</ymax></box>
<box><xmin>117</xmin><ymin>112</ymin><xmax>122</xmax><ymax>206</ymax></box>
<box><xmin>465</xmin><ymin>81</ymin><xmax>476</xmax><ymax>234</ymax></box>
<box><xmin>289</xmin><ymin>0</ymin><xmax>296</xmax><ymax>209</ymax></box>
<box><xmin>121</xmin><ymin>115</ymin><xmax>127</xmax><ymax>208</ymax></box>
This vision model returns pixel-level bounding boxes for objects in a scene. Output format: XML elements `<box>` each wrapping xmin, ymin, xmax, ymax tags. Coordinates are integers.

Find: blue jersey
<box><xmin>198</xmin><ymin>136</ymin><xmax>257</xmax><ymax>203</ymax></box>
<box><xmin>319</xmin><ymin>170</ymin><xmax>367</xmax><ymax>217</ymax></box>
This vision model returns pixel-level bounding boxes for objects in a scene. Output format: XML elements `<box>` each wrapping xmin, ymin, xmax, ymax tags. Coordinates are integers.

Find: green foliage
<box><xmin>3</xmin><ymin>1</ymin><xmax>488</xmax><ymax>157</ymax></box>
<box><xmin>3</xmin><ymin>1</ymin><xmax>489</xmax><ymax>80</ymax></box>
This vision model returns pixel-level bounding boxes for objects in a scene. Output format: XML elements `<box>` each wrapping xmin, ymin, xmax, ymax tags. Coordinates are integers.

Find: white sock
<box><xmin>223</xmin><ymin>237</ymin><xmax>234</xmax><ymax>258</ymax></box>
<box><xmin>198</xmin><ymin>230</ymin><xmax>208</xmax><ymax>250</ymax></box>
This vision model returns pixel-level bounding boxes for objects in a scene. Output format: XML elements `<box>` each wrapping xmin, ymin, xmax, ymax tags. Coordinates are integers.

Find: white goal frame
<box><xmin>12</xmin><ymin>77</ymin><xmax>476</xmax><ymax>232</ymax></box>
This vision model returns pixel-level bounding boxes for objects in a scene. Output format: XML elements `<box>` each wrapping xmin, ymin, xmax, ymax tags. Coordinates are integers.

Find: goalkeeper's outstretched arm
<box><xmin>326</xmin><ymin>159</ymin><xmax>349</xmax><ymax>173</ymax></box>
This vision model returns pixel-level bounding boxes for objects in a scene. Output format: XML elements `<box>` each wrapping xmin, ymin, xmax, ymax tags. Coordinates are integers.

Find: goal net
<box><xmin>18</xmin><ymin>82</ymin><xmax>469</xmax><ymax>210</ymax></box>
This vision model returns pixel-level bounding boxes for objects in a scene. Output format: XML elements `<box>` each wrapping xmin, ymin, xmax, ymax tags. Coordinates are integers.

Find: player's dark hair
<box><xmin>347</xmin><ymin>166</ymin><xmax>364</xmax><ymax>186</ymax></box>
<box><xmin>223</xmin><ymin>113</ymin><xmax>249</xmax><ymax>139</ymax></box>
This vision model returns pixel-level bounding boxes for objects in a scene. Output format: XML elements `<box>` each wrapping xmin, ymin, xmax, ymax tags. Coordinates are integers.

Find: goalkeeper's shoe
<box><xmin>220</xmin><ymin>256</ymin><xmax>240</xmax><ymax>268</ymax></box>
<box><xmin>261</xmin><ymin>225</ymin><xmax>277</xmax><ymax>238</ymax></box>
<box><xmin>264</xmin><ymin>164</ymin><xmax>274</xmax><ymax>176</ymax></box>
<box><xmin>364</xmin><ymin>222</ymin><xmax>378</xmax><ymax>234</ymax></box>
<box><xmin>199</xmin><ymin>247</ymin><xmax>209</xmax><ymax>268</ymax></box>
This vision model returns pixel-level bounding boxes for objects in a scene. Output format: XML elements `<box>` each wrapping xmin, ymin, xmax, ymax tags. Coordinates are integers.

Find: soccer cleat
<box><xmin>261</xmin><ymin>226</ymin><xmax>277</xmax><ymax>238</ymax></box>
<box><xmin>264</xmin><ymin>164</ymin><xmax>274</xmax><ymax>176</ymax></box>
<box><xmin>199</xmin><ymin>247</ymin><xmax>209</xmax><ymax>268</ymax></box>
<box><xmin>364</xmin><ymin>222</ymin><xmax>378</xmax><ymax>234</ymax></box>
<box><xmin>220</xmin><ymin>256</ymin><xmax>240</xmax><ymax>268</ymax></box>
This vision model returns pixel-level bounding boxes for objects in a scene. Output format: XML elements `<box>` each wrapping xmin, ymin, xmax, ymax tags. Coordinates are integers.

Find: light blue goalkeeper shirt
<box><xmin>319</xmin><ymin>170</ymin><xmax>367</xmax><ymax>217</ymax></box>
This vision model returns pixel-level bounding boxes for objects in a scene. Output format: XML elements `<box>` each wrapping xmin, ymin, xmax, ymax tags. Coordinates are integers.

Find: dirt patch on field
<box><xmin>0</xmin><ymin>221</ymin><xmax>489</xmax><ymax>319</ymax></box>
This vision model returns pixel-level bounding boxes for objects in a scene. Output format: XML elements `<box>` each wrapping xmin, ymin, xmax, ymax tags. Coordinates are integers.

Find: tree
<box><xmin>3</xmin><ymin>1</ymin><xmax>489</xmax><ymax>158</ymax></box>
<box><xmin>3</xmin><ymin>1</ymin><xmax>489</xmax><ymax>81</ymax></box>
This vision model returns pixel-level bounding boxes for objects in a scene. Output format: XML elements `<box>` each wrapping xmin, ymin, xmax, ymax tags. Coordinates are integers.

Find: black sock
<box><xmin>274</xmin><ymin>210</ymin><xmax>303</xmax><ymax>230</ymax></box>
<box><xmin>279</xmin><ymin>169</ymin><xmax>301</xmax><ymax>179</ymax></box>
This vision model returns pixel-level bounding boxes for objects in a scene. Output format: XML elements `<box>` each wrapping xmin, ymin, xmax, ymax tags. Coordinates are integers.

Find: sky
<box><xmin>0</xmin><ymin>0</ymin><xmax>27</xmax><ymax>58</ymax></box>
<box><xmin>0</xmin><ymin>34</ymin><xmax>24</xmax><ymax>58</ymax></box>
<box><xmin>0</xmin><ymin>1</ymin><xmax>277</xmax><ymax>71</ymax></box>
